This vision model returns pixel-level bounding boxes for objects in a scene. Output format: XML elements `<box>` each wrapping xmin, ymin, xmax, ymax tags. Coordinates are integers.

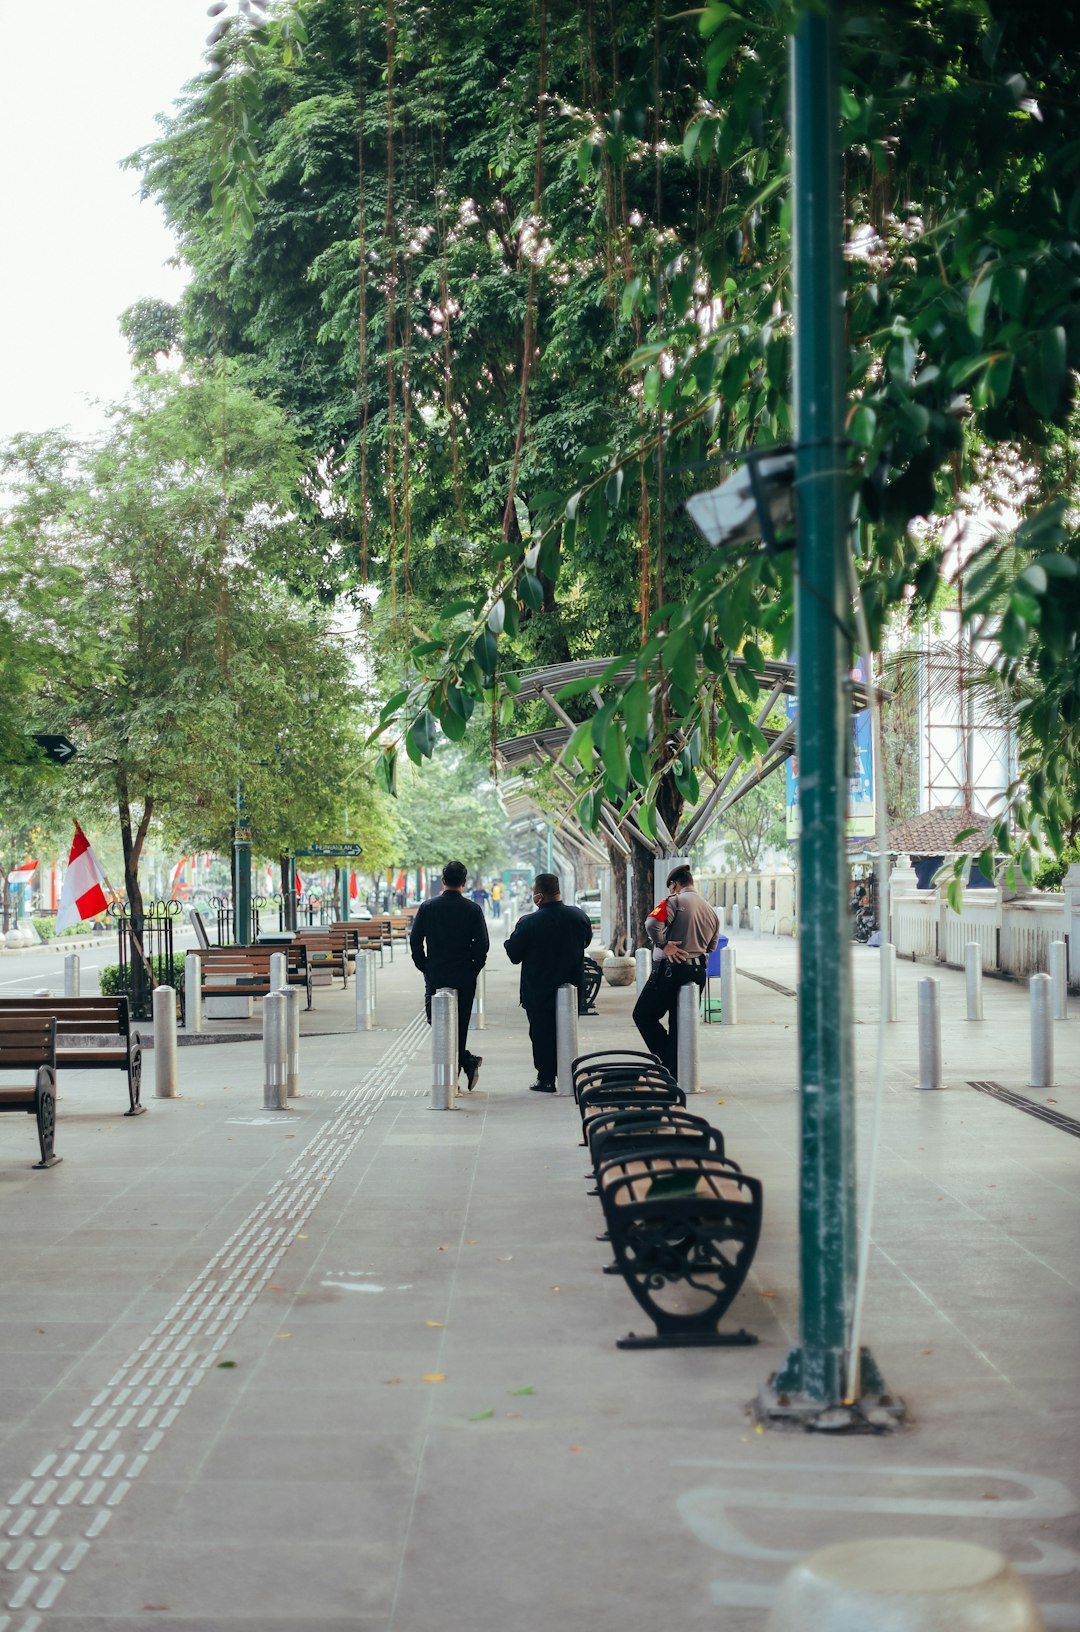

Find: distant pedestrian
<box><xmin>409</xmin><ymin>859</ymin><xmax>489</xmax><ymax>1092</ymax></box>
<box><xmin>470</xmin><ymin>880</ymin><xmax>490</xmax><ymax>913</ymax></box>
<box><xmin>504</xmin><ymin>873</ymin><xmax>591</xmax><ymax>1093</ymax></box>
<box><xmin>633</xmin><ymin>864</ymin><xmax>719</xmax><ymax>1076</ymax></box>
<box><xmin>490</xmin><ymin>881</ymin><xmax>503</xmax><ymax>920</ymax></box>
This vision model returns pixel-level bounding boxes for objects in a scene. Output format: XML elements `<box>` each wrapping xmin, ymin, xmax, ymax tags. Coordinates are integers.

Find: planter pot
<box><xmin>588</xmin><ymin>944</ymin><xmax>610</xmax><ymax>964</ymax></box>
<box><xmin>602</xmin><ymin>955</ymin><xmax>636</xmax><ymax>987</ymax></box>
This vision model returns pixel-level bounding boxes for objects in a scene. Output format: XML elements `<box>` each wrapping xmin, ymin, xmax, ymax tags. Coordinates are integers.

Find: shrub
<box><xmin>99</xmin><ymin>954</ymin><xmax>186</xmax><ymax>996</ymax></box>
<box><xmin>1033</xmin><ymin>846</ymin><xmax>1080</xmax><ymax>892</ymax></box>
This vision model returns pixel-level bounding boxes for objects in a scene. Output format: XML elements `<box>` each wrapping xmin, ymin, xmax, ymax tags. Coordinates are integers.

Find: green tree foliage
<box><xmin>393</xmin><ymin>749</ymin><xmax>509</xmax><ymax>876</ymax></box>
<box><xmin>712</xmin><ymin>780</ymin><xmax>788</xmax><ymax>872</ymax></box>
<box><xmin>134</xmin><ymin>0</ymin><xmax>1080</xmax><ymax>865</ymax></box>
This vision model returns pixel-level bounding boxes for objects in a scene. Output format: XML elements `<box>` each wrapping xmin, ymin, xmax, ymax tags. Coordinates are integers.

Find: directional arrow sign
<box><xmin>32</xmin><ymin>733</ymin><xmax>77</xmax><ymax>765</ymax></box>
<box><xmin>295</xmin><ymin>843</ymin><xmax>364</xmax><ymax>859</ymax></box>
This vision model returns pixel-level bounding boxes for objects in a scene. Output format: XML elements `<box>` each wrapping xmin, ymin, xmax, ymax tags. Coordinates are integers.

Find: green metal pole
<box><xmin>764</xmin><ymin>2</ymin><xmax>856</xmax><ymax>1417</ymax></box>
<box><xmin>234</xmin><ymin>779</ymin><xmax>252</xmax><ymax>946</ymax></box>
<box><xmin>338</xmin><ymin>865</ymin><xmax>350</xmax><ymax>922</ymax></box>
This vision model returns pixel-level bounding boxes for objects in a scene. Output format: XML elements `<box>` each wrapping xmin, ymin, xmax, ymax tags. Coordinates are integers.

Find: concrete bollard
<box><xmin>184</xmin><ymin>951</ymin><xmax>203</xmax><ymax>1034</ymax></box>
<box><xmin>635</xmin><ymin>947</ymin><xmax>652</xmax><ymax>995</ymax></box>
<box><xmin>262</xmin><ymin>989</ymin><xmax>288</xmax><ymax>1110</ymax></box>
<box><xmin>283</xmin><ymin>986</ymin><xmax>300</xmax><ymax>1098</ymax></box>
<box><xmin>1030</xmin><ymin>972</ymin><xmax>1053</xmax><ymax>1089</ymax></box>
<box><xmin>555</xmin><ymin>983</ymin><xmax>579</xmax><ymax>1098</ymax></box>
<box><xmin>355</xmin><ymin>950</ymin><xmax>377</xmax><ymax>1031</ymax></box>
<box><xmin>917</xmin><ymin>977</ymin><xmax>942</xmax><ymax>1090</ymax></box>
<box><xmin>64</xmin><ymin>953</ymin><xmax>81</xmax><ymax>998</ymax></box>
<box><xmin>1049</xmin><ymin>939</ymin><xmax>1067</xmax><ymax>1022</ymax></box>
<box><xmin>431</xmin><ymin>987</ymin><xmax>458</xmax><ymax>1110</ymax></box>
<box><xmin>965</xmin><ymin>942</ymin><xmax>983</xmax><ymax>1021</ymax></box>
<box><xmin>720</xmin><ymin>945</ymin><xmax>738</xmax><ymax>1025</ymax></box>
<box><xmin>752</xmin><ymin>905</ymin><xmax>762</xmax><ymax>939</ymax></box>
<box><xmin>881</xmin><ymin>942</ymin><xmax>897</xmax><ymax>1023</ymax></box>
<box><xmin>473</xmin><ymin>968</ymin><xmax>486</xmax><ymax>1031</ymax></box>
<box><xmin>764</xmin><ymin>1537</ymin><xmax>1046</xmax><ymax>1632</ymax></box>
<box><xmin>153</xmin><ymin>985</ymin><xmax>178</xmax><ymax>1099</ymax></box>
<box><xmin>269</xmin><ymin>951</ymin><xmax>288</xmax><ymax>992</ymax></box>
<box><xmin>676</xmin><ymin>979</ymin><xmax>701</xmax><ymax>1093</ymax></box>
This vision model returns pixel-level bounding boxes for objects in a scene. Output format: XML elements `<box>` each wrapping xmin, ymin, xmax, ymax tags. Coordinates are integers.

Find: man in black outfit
<box><xmin>409</xmin><ymin>859</ymin><xmax>489</xmax><ymax>1092</ymax></box>
<box><xmin>504</xmin><ymin>872</ymin><xmax>592</xmax><ymax>1093</ymax></box>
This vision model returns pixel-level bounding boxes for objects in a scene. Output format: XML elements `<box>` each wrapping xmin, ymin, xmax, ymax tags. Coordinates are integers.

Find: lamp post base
<box><xmin>755</xmin><ymin>1346</ymin><xmax>905</xmax><ymax>1434</ymax></box>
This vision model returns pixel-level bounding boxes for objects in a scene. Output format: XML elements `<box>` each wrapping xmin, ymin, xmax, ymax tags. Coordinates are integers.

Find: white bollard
<box><xmin>764</xmin><ymin>1538</ymin><xmax>1046</xmax><ymax>1632</ymax></box>
<box><xmin>263</xmin><ymin>989</ymin><xmax>288</xmax><ymax>1110</ymax></box>
<box><xmin>64</xmin><ymin>953</ymin><xmax>81</xmax><ymax>998</ymax></box>
<box><xmin>1049</xmin><ymin>940</ymin><xmax>1067</xmax><ymax>1021</ymax></box>
<box><xmin>269</xmin><ymin>951</ymin><xmax>288</xmax><ymax>992</ymax></box>
<box><xmin>676</xmin><ymin>980</ymin><xmax>701</xmax><ymax>1094</ymax></box>
<box><xmin>283</xmin><ymin>986</ymin><xmax>300</xmax><ymax>1098</ymax></box>
<box><xmin>431</xmin><ymin>987</ymin><xmax>458</xmax><ymax>1110</ymax></box>
<box><xmin>965</xmin><ymin>942</ymin><xmax>983</xmax><ymax>1022</ymax></box>
<box><xmin>635</xmin><ymin>947</ymin><xmax>652</xmax><ymax>995</ymax></box>
<box><xmin>184</xmin><ymin>951</ymin><xmax>203</xmax><ymax>1034</ymax></box>
<box><xmin>355</xmin><ymin>950</ymin><xmax>377</xmax><ymax>1031</ymax></box>
<box><xmin>153</xmin><ymin>985</ymin><xmax>178</xmax><ymax>1099</ymax></box>
<box><xmin>555</xmin><ymin>983</ymin><xmax>579</xmax><ymax>1098</ymax></box>
<box><xmin>881</xmin><ymin>943</ymin><xmax>897</xmax><ymax>1023</ymax></box>
<box><xmin>917</xmin><ymin>977</ymin><xmax>942</xmax><ymax>1090</ymax></box>
<box><xmin>720</xmin><ymin>945</ymin><xmax>738</xmax><ymax>1025</ymax></box>
<box><xmin>473</xmin><ymin>968</ymin><xmax>486</xmax><ymax>1031</ymax></box>
<box><xmin>752</xmin><ymin>905</ymin><xmax>762</xmax><ymax>939</ymax></box>
<box><xmin>1030</xmin><ymin>972</ymin><xmax>1053</xmax><ymax>1089</ymax></box>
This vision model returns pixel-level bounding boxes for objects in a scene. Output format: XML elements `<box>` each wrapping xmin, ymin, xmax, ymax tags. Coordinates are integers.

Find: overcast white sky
<box><xmin>0</xmin><ymin>0</ymin><xmax>214</xmax><ymax>443</ymax></box>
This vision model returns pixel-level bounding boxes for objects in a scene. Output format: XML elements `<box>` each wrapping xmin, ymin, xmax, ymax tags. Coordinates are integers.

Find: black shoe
<box><xmin>466</xmin><ymin>1056</ymin><xmax>482</xmax><ymax>1092</ymax></box>
<box><xmin>529</xmin><ymin>1080</ymin><xmax>557</xmax><ymax>1094</ymax></box>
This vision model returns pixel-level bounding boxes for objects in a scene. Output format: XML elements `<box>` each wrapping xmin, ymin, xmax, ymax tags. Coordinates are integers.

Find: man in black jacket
<box><xmin>504</xmin><ymin>873</ymin><xmax>592</xmax><ymax>1092</ymax></box>
<box><xmin>409</xmin><ymin>859</ymin><xmax>489</xmax><ymax>1092</ymax></box>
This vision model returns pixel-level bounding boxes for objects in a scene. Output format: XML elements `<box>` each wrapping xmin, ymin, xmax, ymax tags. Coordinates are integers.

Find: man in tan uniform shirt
<box><xmin>632</xmin><ymin>864</ymin><xmax>720</xmax><ymax>1075</ymax></box>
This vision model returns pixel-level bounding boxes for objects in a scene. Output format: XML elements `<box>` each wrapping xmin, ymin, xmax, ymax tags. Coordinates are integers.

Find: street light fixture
<box><xmin>685</xmin><ymin>446</ymin><xmax>796</xmax><ymax>556</ymax></box>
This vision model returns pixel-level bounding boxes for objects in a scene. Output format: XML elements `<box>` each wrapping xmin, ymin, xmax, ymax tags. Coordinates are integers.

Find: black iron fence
<box><xmin>111</xmin><ymin>899</ymin><xmax>185</xmax><ymax>1023</ymax></box>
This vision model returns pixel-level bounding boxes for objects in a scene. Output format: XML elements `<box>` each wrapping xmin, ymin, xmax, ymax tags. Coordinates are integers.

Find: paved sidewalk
<box><xmin>0</xmin><ymin>924</ymin><xmax>1077</xmax><ymax>1630</ymax></box>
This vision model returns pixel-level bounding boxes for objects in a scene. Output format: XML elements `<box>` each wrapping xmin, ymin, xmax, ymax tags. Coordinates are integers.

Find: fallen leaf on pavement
<box><xmin>383</xmin><ymin>1378</ymin><xmax>401</xmax><ymax>1385</ymax></box>
<box><xmin>468</xmin><ymin>1410</ymin><xmax>495</xmax><ymax>1422</ymax></box>
<box><xmin>497</xmin><ymin>1255</ymin><xmax>513</xmax><ymax>1262</ymax></box>
<box><xmin>274</xmin><ymin>1332</ymin><xmax>293</xmax><ymax>1340</ymax></box>
<box><xmin>423</xmin><ymin>1373</ymin><xmax>447</xmax><ymax>1383</ymax></box>
<box><xmin>759</xmin><ymin>1289</ymin><xmax>777</xmax><ymax>1298</ymax></box>
<box><xmin>510</xmin><ymin>1386</ymin><xmax>534</xmax><ymax>1396</ymax></box>
<box><xmin>425</xmin><ymin>1320</ymin><xmax>445</xmax><ymax>1328</ymax></box>
<box><xmin>569</xmin><ymin>1444</ymin><xmax>582</xmax><ymax>1453</ymax></box>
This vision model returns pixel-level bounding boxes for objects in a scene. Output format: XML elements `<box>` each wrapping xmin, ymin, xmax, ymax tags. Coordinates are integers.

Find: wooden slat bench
<box><xmin>0</xmin><ymin>996</ymin><xmax>144</xmax><ymax>1116</ymax></box>
<box><xmin>192</xmin><ymin>946</ymin><xmax>314</xmax><ymax>1011</ymax></box>
<box><xmin>0</xmin><ymin>1015</ymin><xmax>60</xmax><ymax>1168</ymax></box>
<box><xmin>292</xmin><ymin>930</ymin><xmax>349</xmax><ymax>987</ymax></box>
<box><xmin>330</xmin><ymin>921</ymin><xmax>387</xmax><ymax>967</ymax></box>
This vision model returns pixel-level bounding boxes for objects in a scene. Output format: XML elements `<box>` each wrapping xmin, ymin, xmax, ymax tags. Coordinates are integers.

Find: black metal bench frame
<box><xmin>578</xmin><ymin>957</ymin><xmax>603</xmax><ymax>1016</ymax></box>
<box><xmin>0</xmin><ymin>1016</ymin><xmax>61</xmax><ymax>1168</ymax></box>
<box><xmin>0</xmin><ymin>997</ymin><xmax>143</xmax><ymax>1116</ymax></box>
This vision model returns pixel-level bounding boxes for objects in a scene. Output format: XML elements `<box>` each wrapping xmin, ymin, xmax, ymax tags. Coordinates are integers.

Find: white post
<box><xmin>153</xmin><ymin>985</ymin><xmax>178</xmax><ymax>1099</ymax></box>
<box><xmin>473</xmin><ymin>968</ymin><xmax>487</xmax><ymax>1031</ymax></box>
<box><xmin>881</xmin><ymin>943</ymin><xmax>897</xmax><ymax>1023</ymax></box>
<box><xmin>752</xmin><ymin>905</ymin><xmax>762</xmax><ymax>940</ymax></box>
<box><xmin>63</xmin><ymin>953</ymin><xmax>80</xmax><ymax>998</ymax></box>
<box><xmin>720</xmin><ymin>945</ymin><xmax>738</xmax><ymax>1025</ymax></box>
<box><xmin>676</xmin><ymin>980</ymin><xmax>701</xmax><ymax>1094</ymax></box>
<box><xmin>283</xmin><ymin>986</ymin><xmax>300</xmax><ymax>1098</ymax></box>
<box><xmin>965</xmin><ymin>942</ymin><xmax>983</xmax><ymax>1022</ymax></box>
<box><xmin>355</xmin><ymin>950</ymin><xmax>376</xmax><ymax>1031</ymax></box>
<box><xmin>635</xmin><ymin>947</ymin><xmax>652</xmax><ymax>995</ymax></box>
<box><xmin>184</xmin><ymin>951</ymin><xmax>203</xmax><ymax>1034</ymax></box>
<box><xmin>1049</xmin><ymin>940</ymin><xmax>1067</xmax><ymax>1022</ymax></box>
<box><xmin>269</xmin><ymin>951</ymin><xmax>288</xmax><ymax>992</ymax></box>
<box><xmin>1030</xmin><ymin>973</ymin><xmax>1053</xmax><ymax>1089</ymax></box>
<box><xmin>556</xmin><ymin>983</ymin><xmax>579</xmax><ymax>1098</ymax></box>
<box><xmin>263</xmin><ymin>989</ymin><xmax>288</xmax><ymax>1110</ymax></box>
<box><xmin>431</xmin><ymin>987</ymin><xmax>458</xmax><ymax>1110</ymax></box>
<box><xmin>917</xmin><ymin>977</ymin><xmax>941</xmax><ymax>1090</ymax></box>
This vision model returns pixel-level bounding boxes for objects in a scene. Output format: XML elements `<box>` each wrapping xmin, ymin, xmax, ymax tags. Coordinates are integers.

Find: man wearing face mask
<box><xmin>633</xmin><ymin>864</ymin><xmax>719</xmax><ymax>1076</ymax></box>
<box><xmin>503</xmin><ymin>873</ymin><xmax>592</xmax><ymax>1093</ymax></box>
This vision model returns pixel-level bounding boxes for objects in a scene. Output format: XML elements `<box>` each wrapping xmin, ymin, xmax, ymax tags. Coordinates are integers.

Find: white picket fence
<box><xmin>703</xmin><ymin>865</ymin><xmax>1080</xmax><ymax>989</ymax></box>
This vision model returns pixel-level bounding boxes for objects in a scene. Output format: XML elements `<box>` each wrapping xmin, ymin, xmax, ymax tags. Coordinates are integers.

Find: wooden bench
<box><xmin>571</xmin><ymin>1048</ymin><xmax>763</xmax><ymax>1350</ymax></box>
<box><xmin>330</xmin><ymin>921</ymin><xmax>387</xmax><ymax>966</ymax></box>
<box><xmin>386</xmin><ymin>913</ymin><xmax>416</xmax><ymax>957</ymax></box>
<box><xmin>192</xmin><ymin>945</ymin><xmax>314</xmax><ymax>1010</ymax></box>
<box><xmin>0</xmin><ymin>1016</ymin><xmax>60</xmax><ymax>1168</ymax></box>
<box><xmin>292</xmin><ymin>930</ymin><xmax>350</xmax><ymax>987</ymax></box>
<box><xmin>0</xmin><ymin>996</ymin><xmax>144</xmax><ymax>1116</ymax></box>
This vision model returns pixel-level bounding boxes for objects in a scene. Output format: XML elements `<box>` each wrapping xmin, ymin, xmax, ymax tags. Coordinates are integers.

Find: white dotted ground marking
<box><xmin>1</xmin><ymin>1011</ymin><xmax>431</xmax><ymax>1624</ymax></box>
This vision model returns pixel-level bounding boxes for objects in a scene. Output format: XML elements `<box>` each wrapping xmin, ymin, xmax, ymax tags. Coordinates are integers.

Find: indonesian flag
<box><xmin>349</xmin><ymin>870</ymin><xmax>359</xmax><ymax>901</ymax></box>
<box><xmin>395</xmin><ymin>870</ymin><xmax>406</xmax><ymax>891</ymax></box>
<box><xmin>167</xmin><ymin>856</ymin><xmax>187</xmax><ymax>898</ymax></box>
<box><xmin>55</xmin><ymin>823</ymin><xmax>109</xmax><ymax>933</ymax></box>
<box><xmin>8</xmin><ymin>859</ymin><xmax>39</xmax><ymax>887</ymax></box>
<box><xmin>295</xmin><ymin>868</ymin><xmax>304</xmax><ymax>899</ymax></box>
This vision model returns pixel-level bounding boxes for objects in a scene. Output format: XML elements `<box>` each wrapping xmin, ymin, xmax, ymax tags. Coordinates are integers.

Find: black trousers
<box><xmin>424</xmin><ymin>977</ymin><xmax>478</xmax><ymax>1078</ymax></box>
<box><xmin>632</xmin><ymin>962</ymin><xmax>705</xmax><ymax>1076</ymax></box>
<box><xmin>523</xmin><ymin>993</ymin><xmax>557</xmax><ymax>1086</ymax></box>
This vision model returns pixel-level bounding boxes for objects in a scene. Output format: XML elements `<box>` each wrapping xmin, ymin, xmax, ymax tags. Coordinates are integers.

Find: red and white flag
<box><xmin>349</xmin><ymin>870</ymin><xmax>359</xmax><ymax>901</ymax></box>
<box><xmin>55</xmin><ymin>823</ymin><xmax>109</xmax><ymax>933</ymax></box>
<box><xmin>167</xmin><ymin>856</ymin><xmax>187</xmax><ymax>898</ymax></box>
<box><xmin>7</xmin><ymin>859</ymin><xmax>39</xmax><ymax>888</ymax></box>
<box><xmin>295</xmin><ymin>868</ymin><xmax>304</xmax><ymax>900</ymax></box>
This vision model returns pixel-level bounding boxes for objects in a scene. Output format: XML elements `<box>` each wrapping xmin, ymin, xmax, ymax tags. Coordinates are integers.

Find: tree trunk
<box><xmin>118</xmin><ymin>774</ymin><xmax>153</xmax><ymax>1018</ymax></box>
<box><xmin>630</xmin><ymin>836</ymin><xmax>655</xmax><ymax>950</ymax></box>
<box><xmin>606</xmin><ymin>838</ymin><xmax>628</xmax><ymax>955</ymax></box>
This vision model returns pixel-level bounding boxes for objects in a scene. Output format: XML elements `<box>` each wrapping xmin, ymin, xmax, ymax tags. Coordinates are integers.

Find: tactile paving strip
<box><xmin>0</xmin><ymin>1011</ymin><xmax>430</xmax><ymax>1626</ymax></box>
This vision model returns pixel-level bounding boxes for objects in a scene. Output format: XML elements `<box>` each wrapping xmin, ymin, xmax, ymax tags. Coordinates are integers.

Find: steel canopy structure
<box><xmin>497</xmin><ymin>656</ymin><xmax>877</xmax><ymax>859</ymax></box>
